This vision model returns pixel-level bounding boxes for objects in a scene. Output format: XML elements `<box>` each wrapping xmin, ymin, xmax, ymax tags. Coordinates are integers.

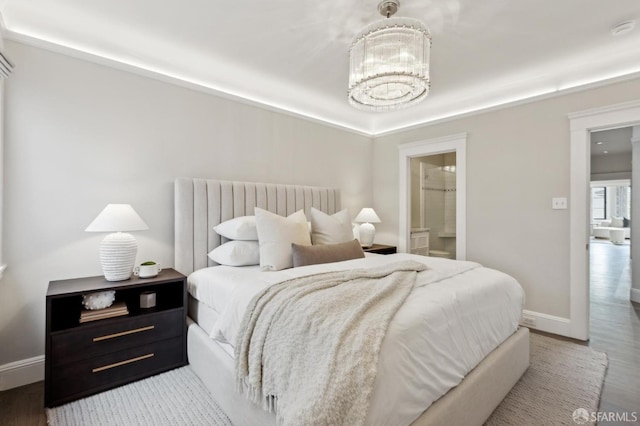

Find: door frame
<box><xmin>398</xmin><ymin>133</ymin><xmax>467</xmax><ymax>259</ymax></box>
<box><xmin>569</xmin><ymin>99</ymin><xmax>640</xmax><ymax>340</ymax></box>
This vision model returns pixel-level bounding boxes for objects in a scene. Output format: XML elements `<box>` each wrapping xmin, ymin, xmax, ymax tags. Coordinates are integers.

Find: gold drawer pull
<box><xmin>92</xmin><ymin>353</ymin><xmax>154</xmax><ymax>373</ymax></box>
<box><xmin>93</xmin><ymin>325</ymin><xmax>155</xmax><ymax>342</ymax></box>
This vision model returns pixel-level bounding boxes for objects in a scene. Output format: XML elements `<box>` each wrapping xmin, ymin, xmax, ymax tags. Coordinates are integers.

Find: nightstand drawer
<box><xmin>51</xmin><ymin>309</ymin><xmax>184</xmax><ymax>365</ymax></box>
<box><xmin>50</xmin><ymin>336</ymin><xmax>183</xmax><ymax>405</ymax></box>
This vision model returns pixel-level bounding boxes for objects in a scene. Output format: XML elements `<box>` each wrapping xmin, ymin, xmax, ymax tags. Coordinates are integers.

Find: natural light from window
<box><xmin>590</xmin><ymin>181</ymin><xmax>631</xmax><ymax>223</ymax></box>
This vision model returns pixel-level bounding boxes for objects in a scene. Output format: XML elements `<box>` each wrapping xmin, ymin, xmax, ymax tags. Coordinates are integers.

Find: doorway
<box><xmin>590</xmin><ymin>127</ymin><xmax>633</xmax><ymax>278</ymax></box>
<box><xmin>398</xmin><ymin>133</ymin><xmax>466</xmax><ymax>259</ymax></box>
<box><xmin>589</xmin><ymin>127</ymin><xmax>633</xmax><ymax>342</ymax></box>
<box><xmin>409</xmin><ymin>153</ymin><xmax>457</xmax><ymax>259</ymax></box>
<box><xmin>569</xmin><ymin>100</ymin><xmax>640</xmax><ymax>340</ymax></box>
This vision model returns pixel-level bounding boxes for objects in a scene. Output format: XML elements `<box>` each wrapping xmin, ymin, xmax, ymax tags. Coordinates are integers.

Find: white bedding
<box><xmin>188</xmin><ymin>264</ymin><xmax>262</xmax><ymax>314</ymax></box>
<box><xmin>187</xmin><ymin>253</ymin><xmax>524</xmax><ymax>426</ymax></box>
<box><xmin>187</xmin><ymin>297</ymin><xmax>236</xmax><ymax>358</ymax></box>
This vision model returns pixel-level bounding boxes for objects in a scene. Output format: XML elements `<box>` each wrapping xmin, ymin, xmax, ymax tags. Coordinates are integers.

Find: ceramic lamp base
<box><xmin>100</xmin><ymin>232</ymin><xmax>137</xmax><ymax>281</ymax></box>
<box><xmin>359</xmin><ymin>222</ymin><xmax>376</xmax><ymax>248</ymax></box>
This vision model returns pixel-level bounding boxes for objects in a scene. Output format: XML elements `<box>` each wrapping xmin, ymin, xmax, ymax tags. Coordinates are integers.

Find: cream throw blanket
<box><xmin>235</xmin><ymin>260</ymin><xmax>427</xmax><ymax>426</ymax></box>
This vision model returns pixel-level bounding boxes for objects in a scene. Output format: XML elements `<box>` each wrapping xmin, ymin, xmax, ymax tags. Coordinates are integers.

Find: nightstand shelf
<box><xmin>363</xmin><ymin>244</ymin><xmax>397</xmax><ymax>255</ymax></box>
<box><xmin>45</xmin><ymin>269</ymin><xmax>187</xmax><ymax>407</ymax></box>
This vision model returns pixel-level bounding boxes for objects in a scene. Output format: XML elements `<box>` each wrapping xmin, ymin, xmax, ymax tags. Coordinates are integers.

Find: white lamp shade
<box><xmin>354</xmin><ymin>208</ymin><xmax>381</xmax><ymax>224</ymax></box>
<box><xmin>85</xmin><ymin>204</ymin><xmax>149</xmax><ymax>232</ymax></box>
<box><xmin>86</xmin><ymin>204</ymin><xmax>148</xmax><ymax>282</ymax></box>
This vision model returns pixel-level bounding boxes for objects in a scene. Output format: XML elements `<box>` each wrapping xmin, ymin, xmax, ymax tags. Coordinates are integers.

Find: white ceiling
<box><xmin>2</xmin><ymin>0</ymin><xmax>640</xmax><ymax>135</ymax></box>
<box><xmin>591</xmin><ymin>127</ymin><xmax>633</xmax><ymax>157</ymax></box>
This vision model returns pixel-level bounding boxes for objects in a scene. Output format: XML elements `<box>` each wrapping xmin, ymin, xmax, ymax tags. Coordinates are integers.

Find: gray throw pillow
<box><xmin>292</xmin><ymin>239</ymin><xmax>365</xmax><ymax>268</ymax></box>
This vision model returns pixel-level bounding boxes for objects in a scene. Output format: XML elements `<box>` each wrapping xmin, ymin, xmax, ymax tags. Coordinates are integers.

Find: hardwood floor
<box><xmin>0</xmin><ymin>380</ymin><xmax>46</xmax><ymax>426</ymax></box>
<box><xmin>588</xmin><ymin>239</ymin><xmax>640</xmax><ymax>419</ymax></box>
<box><xmin>1</xmin><ymin>241</ymin><xmax>638</xmax><ymax>425</ymax></box>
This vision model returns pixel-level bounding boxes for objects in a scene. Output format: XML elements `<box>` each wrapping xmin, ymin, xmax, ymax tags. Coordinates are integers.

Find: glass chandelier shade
<box><xmin>348</xmin><ymin>17</ymin><xmax>431</xmax><ymax>112</ymax></box>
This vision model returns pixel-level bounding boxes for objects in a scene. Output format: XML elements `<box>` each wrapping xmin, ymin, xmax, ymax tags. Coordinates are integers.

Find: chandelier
<box><xmin>348</xmin><ymin>0</ymin><xmax>431</xmax><ymax>112</ymax></box>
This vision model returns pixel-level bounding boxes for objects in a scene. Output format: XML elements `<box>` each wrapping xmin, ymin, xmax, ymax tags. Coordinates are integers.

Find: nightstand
<box><xmin>363</xmin><ymin>244</ymin><xmax>397</xmax><ymax>255</ymax></box>
<box><xmin>45</xmin><ymin>269</ymin><xmax>187</xmax><ymax>407</ymax></box>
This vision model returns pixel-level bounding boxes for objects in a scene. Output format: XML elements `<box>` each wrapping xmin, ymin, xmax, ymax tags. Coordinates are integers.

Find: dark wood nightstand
<box><xmin>363</xmin><ymin>244</ymin><xmax>397</xmax><ymax>255</ymax></box>
<box><xmin>45</xmin><ymin>269</ymin><xmax>187</xmax><ymax>407</ymax></box>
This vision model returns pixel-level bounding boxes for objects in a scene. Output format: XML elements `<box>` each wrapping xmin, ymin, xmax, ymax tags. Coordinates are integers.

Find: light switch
<box><xmin>552</xmin><ymin>197</ymin><xmax>568</xmax><ymax>210</ymax></box>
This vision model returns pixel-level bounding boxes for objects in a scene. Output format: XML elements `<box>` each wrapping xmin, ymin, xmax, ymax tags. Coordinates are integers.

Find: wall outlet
<box><xmin>521</xmin><ymin>316</ymin><xmax>537</xmax><ymax>327</ymax></box>
<box><xmin>552</xmin><ymin>197</ymin><xmax>568</xmax><ymax>209</ymax></box>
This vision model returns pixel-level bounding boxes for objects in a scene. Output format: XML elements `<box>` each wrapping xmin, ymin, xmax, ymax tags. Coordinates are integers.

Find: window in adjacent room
<box><xmin>613</xmin><ymin>184</ymin><xmax>631</xmax><ymax>219</ymax></box>
<box><xmin>591</xmin><ymin>186</ymin><xmax>606</xmax><ymax>221</ymax></box>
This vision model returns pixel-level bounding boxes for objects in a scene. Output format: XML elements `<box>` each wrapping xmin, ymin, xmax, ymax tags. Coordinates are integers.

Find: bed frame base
<box><xmin>187</xmin><ymin>319</ymin><xmax>276</xmax><ymax>426</ymax></box>
<box><xmin>412</xmin><ymin>327</ymin><xmax>529</xmax><ymax>426</ymax></box>
<box><xmin>187</xmin><ymin>319</ymin><xmax>529</xmax><ymax>426</ymax></box>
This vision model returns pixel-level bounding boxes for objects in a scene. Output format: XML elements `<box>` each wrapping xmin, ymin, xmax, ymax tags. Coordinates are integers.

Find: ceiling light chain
<box><xmin>348</xmin><ymin>0</ymin><xmax>431</xmax><ymax>112</ymax></box>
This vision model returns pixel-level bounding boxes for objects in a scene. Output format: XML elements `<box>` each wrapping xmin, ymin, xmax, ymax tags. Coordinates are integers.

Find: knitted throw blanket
<box><xmin>235</xmin><ymin>260</ymin><xmax>427</xmax><ymax>426</ymax></box>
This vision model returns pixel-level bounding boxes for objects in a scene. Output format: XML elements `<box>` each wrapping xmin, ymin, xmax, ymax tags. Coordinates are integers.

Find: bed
<box><xmin>174</xmin><ymin>178</ymin><xmax>529</xmax><ymax>426</ymax></box>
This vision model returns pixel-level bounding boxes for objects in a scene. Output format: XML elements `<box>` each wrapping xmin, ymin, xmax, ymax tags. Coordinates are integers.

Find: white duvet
<box><xmin>188</xmin><ymin>253</ymin><xmax>524</xmax><ymax>426</ymax></box>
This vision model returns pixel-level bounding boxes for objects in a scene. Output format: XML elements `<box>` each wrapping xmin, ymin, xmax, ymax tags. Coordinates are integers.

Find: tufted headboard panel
<box><xmin>174</xmin><ymin>178</ymin><xmax>341</xmax><ymax>275</ymax></box>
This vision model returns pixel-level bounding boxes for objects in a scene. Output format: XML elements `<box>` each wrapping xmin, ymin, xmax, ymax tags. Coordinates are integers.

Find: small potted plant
<box><xmin>134</xmin><ymin>261</ymin><xmax>161</xmax><ymax>278</ymax></box>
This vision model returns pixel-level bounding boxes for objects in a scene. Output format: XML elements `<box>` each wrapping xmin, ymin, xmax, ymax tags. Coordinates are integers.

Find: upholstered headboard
<box><xmin>174</xmin><ymin>178</ymin><xmax>341</xmax><ymax>275</ymax></box>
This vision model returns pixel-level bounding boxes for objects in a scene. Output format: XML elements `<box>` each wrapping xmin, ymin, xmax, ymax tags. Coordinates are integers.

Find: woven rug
<box><xmin>47</xmin><ymin>333</ymin><xmax>607</xmax><ymax>426</ymax></box>
<box><xmin>486</xmin><ymin>333</ymin><xmax>608</xmax><ymax>426</ymax></box>
<box><xmin>46</xmin><ymin>367</ymin><xmax>232</xmax><ymax>426</ymax></box>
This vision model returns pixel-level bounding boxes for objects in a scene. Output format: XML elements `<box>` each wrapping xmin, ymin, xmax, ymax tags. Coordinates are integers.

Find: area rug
<box><xmin>46</xmin><ymin>366</ymin><xmax>232</xmax><ymax>426</ymax></box>
<box><xmin>485</xmin><ymin>333</ymin><xmax>608</xmax><ymax>426</ymax></box>
<box><xmin>47</xmin><ymin>332</ymin><xmax>607</xmax><ymax>426</ymax></box>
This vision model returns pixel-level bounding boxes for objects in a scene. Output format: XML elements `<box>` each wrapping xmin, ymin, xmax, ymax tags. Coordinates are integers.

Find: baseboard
<box><xmin>0</xmin><ymin>355</ymin><xmax>44</xmax><ymax>391</ymax></box>
<box><xmin>631</xmin><ymin>288</ymin><xmax>640</xmax><ymax>303</ymax></box>
<box><xmin>520</xmin><ymin>309</ymin><xmax>571</xmax><ymax>337</ymax></box>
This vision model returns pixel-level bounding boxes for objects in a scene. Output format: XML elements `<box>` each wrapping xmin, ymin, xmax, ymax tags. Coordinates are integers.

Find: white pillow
<box><xmin>310</xmin><ymin>207</ymin><xmax>353</xmax><ymax>245</ymax></box>
<box><xmin>213</xmin><ymin>216</ymin><xmax>258</xmax><ymax>240</ymax></box>
<box><xmin>255</xmin><ymin>207</ymin><xmax>311</xmax><ymax>271</ymax></box>
<box><xmin>208</xmin><ymin>241</ymin><xmax>260</xmax><ymax>266</ymax></box>
<box><xmin>611</xmin><ymin>216</ymin><xmax>624</xmax><ymax>228</ymax></box>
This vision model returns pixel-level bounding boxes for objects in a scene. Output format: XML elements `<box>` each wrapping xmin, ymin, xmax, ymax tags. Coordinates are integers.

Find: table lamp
<box><xmin>354</xmin><ymin>208</ymin><xmax>381</xmax><ymax>248</ymax></box>
<box><xmin>85</xmin><ymin>204</ymin><xmax>149</xmax><ymax>281</ymax></box>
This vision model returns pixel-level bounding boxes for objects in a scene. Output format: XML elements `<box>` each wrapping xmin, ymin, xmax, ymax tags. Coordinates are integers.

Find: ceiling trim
<box><xmin>4</xmin><ymin>30</ymin><xmax>375</xmax><ymax>138</ymax></box>
<box><xmin>568</xmin><ymin>99</ymin><xmax>640</xmax><ymax>121</ymax></box>
<box><xmin>5</xmin><ymin>28</ymin><xmax>640</xmax><ymax>139</ymax></box>
<box><xmin>376</xmin><ymin>72</ymin><xmax>640</xmax><ymax>138</ymax></box>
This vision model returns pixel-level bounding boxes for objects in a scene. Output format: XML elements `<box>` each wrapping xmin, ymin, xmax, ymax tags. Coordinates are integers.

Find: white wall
<box><xmin>0</xmin><ymin>41</ymin><xmax>372</xmax><ymax>368</ymax></box>
<box><xmin>373</xmin><ymin>78</ymin><xmax>640</xmax><ymax>320</ymax></box>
